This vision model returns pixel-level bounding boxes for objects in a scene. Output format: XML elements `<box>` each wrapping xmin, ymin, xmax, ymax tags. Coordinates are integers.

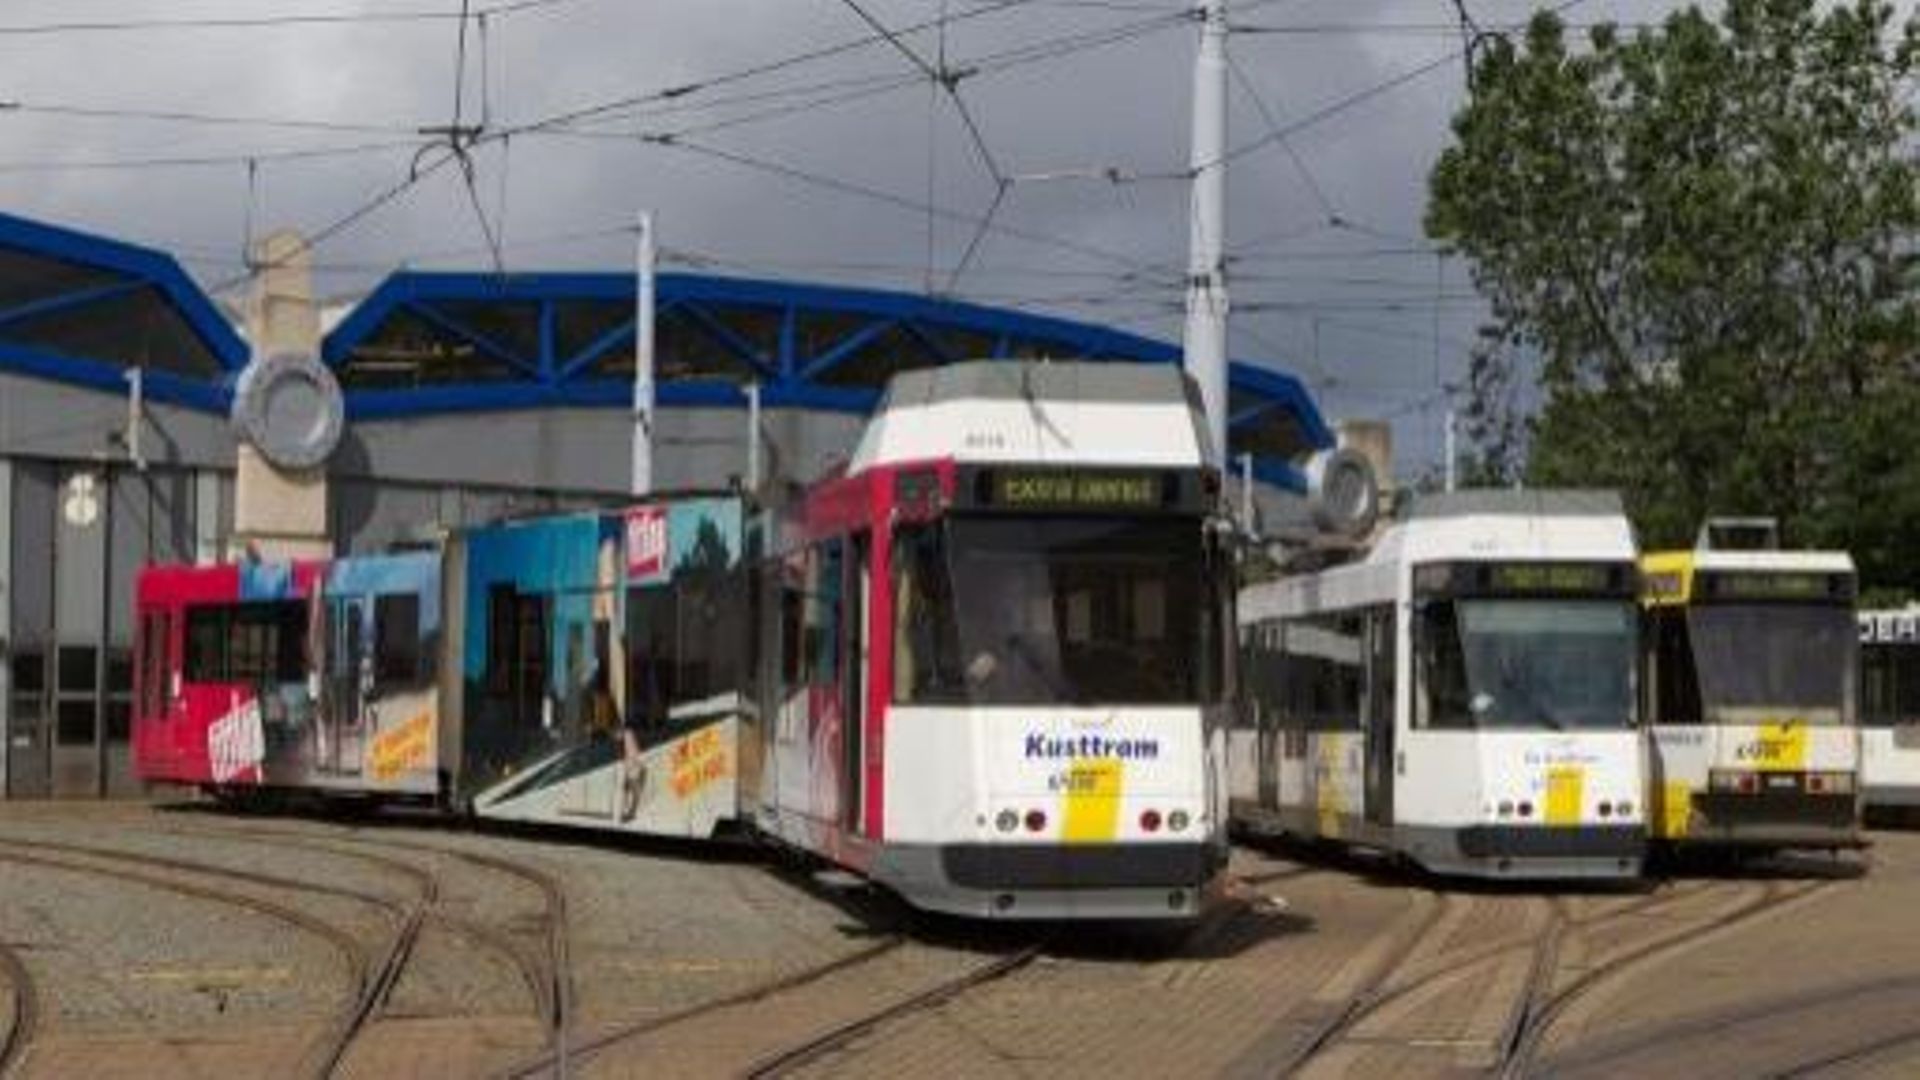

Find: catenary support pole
<box><xmin>746</xmin><ymin>381</ymin><xmax>762</xmax><ymax>494</ymax></box>
<box><xmin>632</xmin><ymin>211</ymin><xmax>656</xmax><ymax>497</ymax></box>
<box><xmin>1444</xmin><ymin>408</ymin><xmax>1457</xmax><ymax>492</ymax></box>
<box><xmin>1183</xmin><ymin>0</ymin><xmax>1230</xmax><ymax>467</ymax></box>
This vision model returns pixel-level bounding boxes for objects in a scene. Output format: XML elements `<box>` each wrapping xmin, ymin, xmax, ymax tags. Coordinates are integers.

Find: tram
<box><xmin>1641</xmin><ymin>521</ymin><xmax>1863</xmax><ymax>851</ymax></box>
<box><xmin>1233</xmin><ymin>491</ymin><xmax>1647</xmax><ymax>879</ymax></box>
<box><xmin>133</xmin><ymin>496</ymin><xmax>758</xmax><ymax>839</ymax></box>
<box><xmin>1859</xmin><ymin>605</ymin><xmax>1920</xmax><ymax>810</ymax></box>
<box><xmin>134</xmin><ymin>359</ymin><xmax>1233</xmax><ymax>920</ymax></box>
<box><xmin>753</xmin><ymin>361</ymin><xmax>1233</xmax><ymax>919</ymax></box>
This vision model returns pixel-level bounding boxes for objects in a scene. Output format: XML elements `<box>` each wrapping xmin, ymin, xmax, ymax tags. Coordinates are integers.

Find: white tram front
<box><xmin>754</xmin><ymin>362</ymin><xmax>1234</xmax><ymax>920</ymax></box>
<box><xmin>1233</xmin><ymin>491</ymin><xmax>1646</xmax><ymax>879</ymax></box>
<box><xmin>1859</xmin><ymin>605</ymin><xmax>1920</xmax><ymax>810</ymax></box>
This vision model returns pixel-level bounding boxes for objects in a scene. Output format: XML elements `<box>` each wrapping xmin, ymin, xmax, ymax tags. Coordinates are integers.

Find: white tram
<box><xmin>1859</xmin><ymin>605</ymin><xmax>1920</xmax><ymax>809</ymax></box>
<box><xmin>1641</xmin><ymin>523</ymin><xmax>1863</xmax><ymax>850</ymax></box>
<box><xmin>753</xmin><ymin>362</ymin><xmax>1235</xmax><ymax>919</ymax></box>
<box><xmin>1232</xmin><ymin>491</ymin><xmax>1647</xmax><ymax>879</ymax></box>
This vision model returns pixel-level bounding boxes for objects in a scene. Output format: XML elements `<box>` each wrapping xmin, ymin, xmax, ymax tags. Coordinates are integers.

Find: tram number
<box><xmin>1049</xmin><ymin>769</ymin><xmax>1102</xmax><ymax>794</ymax></box>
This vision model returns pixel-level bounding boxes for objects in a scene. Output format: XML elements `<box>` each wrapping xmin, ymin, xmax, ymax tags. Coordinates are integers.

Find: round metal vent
<box><xmin>1303</xmin><ymin>446</ymin><xmax>1380</xmax><ymax>538</ymax></box>
<box><xmin>231</xmin><ymin>351</ymin><xmax>344</xmax><ymax>470</ymax></box>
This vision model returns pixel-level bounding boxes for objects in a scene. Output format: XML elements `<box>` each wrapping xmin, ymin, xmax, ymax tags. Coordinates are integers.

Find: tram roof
<box><xmin>0</xmin><ymin>210</ymin><xmax>1331</xmax><ymax>490</ymax></box>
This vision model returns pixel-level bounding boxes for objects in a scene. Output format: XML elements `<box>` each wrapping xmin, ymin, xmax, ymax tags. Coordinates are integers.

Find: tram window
<box><xmin>186</xmin><ymin>607</ymin><xmax>225</xmax><ymax>681</ymax></box>
<box><xmin>232</xmin><ymin>603</ymin><xmax>306</xmax><ymax>683</ymax></box>
<box><xmin>1415</xmin><ymin>602</ymin><xmax>1471</xmax><ymax>729</ymax></box>
<box><xmin>779</xmin><ymin>563</ymin><xmax>805</xmax><ymax>687</ymax></box>
<box><xmin>1651</xmin><ymin>610</ymin><xmax>1702</xmax><ymax>725</ymax></box>
<box><xmin>893</xmin><ymin>524</ymin><xmax>963</xmax><ymax>703</ymax></box>
<box><xmin>803</xmin><ymin>541</ymin><xmax>844</xmax><ymax>687</ymax></box>
<box><xmin>1284</xmin><ymin>613</ymin><xmax>1363</xmax><ymax>730</ymax></box>
<box><xmin>1368</xmin><ymin>607</ymin><xmax>1397</xmax><ymax>729</ymax></box>
<box><xmin>486</xmin><ymin>586</ymin><xmax>533</xmax><ymax>698</ymax></box>
<box><xmin>374</xmin><ymin>593</ymin><xmax>422</xmax><ymax>682</ymax></box>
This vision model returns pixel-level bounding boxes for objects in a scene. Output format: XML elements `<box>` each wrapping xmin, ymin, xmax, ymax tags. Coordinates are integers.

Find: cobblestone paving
<box><xmin>2</xmin><ymin>803</ymin><xmax>1918</xmax><ymax>1078</ymax></box>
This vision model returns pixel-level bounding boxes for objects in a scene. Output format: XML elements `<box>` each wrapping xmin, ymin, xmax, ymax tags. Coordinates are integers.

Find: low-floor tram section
<box><xmin>1232</xmin><ymin>490</ymin><xmax>1647</xmax><ymax>880</ymax></box>
<box><xmin>1860</xmin><ymin>605</ymin><xmax>1920</xmax><ymax>809</ymax></box>
<box><xmin>1640</xmin><ymin>522</ymin><xmax>1864</xmax><ymax>852</ymax></box>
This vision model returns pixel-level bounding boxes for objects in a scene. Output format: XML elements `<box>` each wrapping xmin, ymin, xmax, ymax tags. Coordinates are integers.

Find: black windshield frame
<box><xmin>892</xmin><ymin>513</ymin><xmax>1225</xmax><ymax>707</ymax></box>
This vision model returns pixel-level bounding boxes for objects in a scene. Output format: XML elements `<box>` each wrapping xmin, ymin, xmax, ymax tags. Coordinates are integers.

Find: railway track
<box><xmin>0</xmin><ymin>841</ymin><xmax>377</xmax><ymax>1079</ymax></box>
<box><xmin>1257</xmin><ymin>871</ymin><xmax>1830</xmax><ymax>1077</ymax></box>
<box><xmin>0</xmin><ymin>938</ymin><xmax>37</xmax><ymax>1078</ymax></box>
<box><xmin>1501</xmin><ymin>877</ymin><xmax>1840</xmax><ymax>1077</ymax></box>
<box><xmin>742</xmin><ymin>942</ymin><xmax>1045</xmax><ymax>1078</ymax></box>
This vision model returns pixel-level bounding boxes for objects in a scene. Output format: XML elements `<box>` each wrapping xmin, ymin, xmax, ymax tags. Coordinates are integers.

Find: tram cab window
<box><xmin>892</xmin><ymin>524</ymin><xmax>964</xmax><ymax>703</ymax></box>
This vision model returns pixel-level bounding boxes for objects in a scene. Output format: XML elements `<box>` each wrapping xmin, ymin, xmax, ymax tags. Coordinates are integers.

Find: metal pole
<box><xmin>746</xmin><ymin>381</ymin><xmax>762</xmax><ymax>493</ymax></box>
<box><xmin>1182</xmin><ymin>0</ymin><xmax>1230</xmax><ymax>467</ymax></box>
<box><xmin>1238</xmin><ymin>451</ymin><xmax>1253</xmax><ymax>533</ymax></box>
<box><xmin>632</xmin><ymin>211</ymin><xmax>656</xmax><ymax>497</ymax></box>
<box><xmin>1444</xmin><ymin>408</ymin><xmax>1457</xmax><ymax>492</ymax></box>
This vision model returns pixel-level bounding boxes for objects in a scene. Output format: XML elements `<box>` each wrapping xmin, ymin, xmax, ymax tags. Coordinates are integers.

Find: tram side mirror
<box><xmin>1302</xmin><ymin>447</ymin><xmax>1380</xmax><ymax>539</ymax></box>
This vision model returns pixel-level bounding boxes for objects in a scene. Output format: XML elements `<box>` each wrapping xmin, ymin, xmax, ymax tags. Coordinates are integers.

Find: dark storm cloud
<box><xmin>0</xmin><ymin>0</ymin><xmax>1683</xmax><ymax>477</ymax></box>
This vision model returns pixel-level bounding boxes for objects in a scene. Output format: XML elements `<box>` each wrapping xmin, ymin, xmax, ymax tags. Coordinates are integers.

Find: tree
<box><xmin>1426</xmin><ymin>0</ymin><xmax>1920</xmax><ymax>594</ymax></box>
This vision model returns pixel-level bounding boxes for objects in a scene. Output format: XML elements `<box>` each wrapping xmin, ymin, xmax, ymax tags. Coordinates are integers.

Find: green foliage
<box><xmin>1426</xmin><ymin>0</ymin><xmax>1920</xmax><ymax>590</ymax></box>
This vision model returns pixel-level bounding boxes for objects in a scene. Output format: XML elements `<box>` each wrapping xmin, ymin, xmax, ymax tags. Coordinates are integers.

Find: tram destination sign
<box><xmin>1415</xmin><ymin>560</ymin><xmax>1635</xmax><ymax>598</ymax></box>
<box><xmin>959</xmin><ymin>465</ymin><xmax>1198</xmax><ymax>514</ymax></box>
<box><xmin>1701</xmin><ymin>570</ymin><xmax>1853</xmax><ymax>603</ymax></box>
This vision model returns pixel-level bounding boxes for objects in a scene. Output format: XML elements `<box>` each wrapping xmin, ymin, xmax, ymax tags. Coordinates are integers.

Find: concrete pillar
<box><xmin>194</xmin><ymin>470</ymin><xmax>224</xmax><ymax>565</ymax></box>
<box><xmin>233</xmin><ymin>230</ymin><xmax>333</xmax><ymax>560</ymax></box>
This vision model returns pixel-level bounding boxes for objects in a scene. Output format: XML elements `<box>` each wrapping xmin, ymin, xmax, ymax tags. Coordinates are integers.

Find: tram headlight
<box><xmin>1496</xmin><ymin>800</ymin><xmax>1514</xmax><ymax>819</ymax></box>
<box><xmin>1168</xmin><ymin>809</ymin><xmax>1191</xmax><ymax>833</ymax></box>
<box><xmin>1616</xmin><ymin>799</ymin><xmax>1634</xmax><ymax>818</ymax></box>
<box><xmin>995</xmin><ymin>809</ymin><xmax>1019</xmax><ymax>833</ymax></box>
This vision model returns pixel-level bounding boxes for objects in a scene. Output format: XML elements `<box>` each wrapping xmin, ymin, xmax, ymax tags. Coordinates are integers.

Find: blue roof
<box><xmin>0</xmin><ymin>214</ymin><xmax>1332</xmax><ymax>489</ymax></box>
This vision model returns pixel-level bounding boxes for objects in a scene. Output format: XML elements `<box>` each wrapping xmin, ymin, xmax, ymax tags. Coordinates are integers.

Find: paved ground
<box><xmin>0</xmin><ymin>801</ymin><xmax>1915</xmax><ymax>1078</ymax></box>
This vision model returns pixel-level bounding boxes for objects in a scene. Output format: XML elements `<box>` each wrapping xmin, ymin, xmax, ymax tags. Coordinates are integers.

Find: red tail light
<box><xmin>1140</xmin><ymin>809</ymin><xmax>1162</xmax><ymax>833</ymax></box>
<box><xmin>1024</xmin><ymin>809</ymin><xmax>1047</xmax><ymax>833</ymax></box>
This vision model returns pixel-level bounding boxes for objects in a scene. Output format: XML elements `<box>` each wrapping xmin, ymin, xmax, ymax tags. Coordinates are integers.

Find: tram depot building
<box><xmin>0</xmin><ymin>211</ymin><xmax>1331</xmax><ymax>799</ymax></box>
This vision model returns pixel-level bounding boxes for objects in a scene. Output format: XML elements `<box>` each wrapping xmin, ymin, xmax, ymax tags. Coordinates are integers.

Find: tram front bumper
<box><xmin>870</xmin><ymin>841</ymin><xmax>1228</xmax><ymax>921</ymax></box>
<box><xmin>1410</xmin><ymin>823</ymin><xmax>1646</xmax><ymax>880</ymax></box>
<box><xmin>1683</xmin><ymin>791</ymin><xmax>1863</xmax><ymax>848</ymax></box>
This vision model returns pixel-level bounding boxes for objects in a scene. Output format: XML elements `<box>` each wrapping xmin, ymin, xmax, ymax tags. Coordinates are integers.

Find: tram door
<box><xmin>841</xmin><ymin>534</ymin><xmax>869</xmax><ymax>834</ymax></box>
<box><xmin>1363</xmin><ymin>607</ymin><xmax>1396</xmax><ymax>827</ymax></box>
<box><xmin>325</xmin><ymin>598</ymin><xmax>367</xmax><ymax>775</ymax></box>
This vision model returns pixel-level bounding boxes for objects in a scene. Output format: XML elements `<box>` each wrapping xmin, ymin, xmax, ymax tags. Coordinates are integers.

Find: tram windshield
<box><xmin>893</xmin><ymin>515</ymin><xmax>1221</xmax><ymax>706</ymax></box>
<box><xmin>1689</xmin><ymin>604</ymin><xmax>1853</xmax><ymax>717</ymax></box>
<box><xmin>1419</xmin><ymin>600</ymin><xmax>1635</xmax><ymax>730</ymax></box>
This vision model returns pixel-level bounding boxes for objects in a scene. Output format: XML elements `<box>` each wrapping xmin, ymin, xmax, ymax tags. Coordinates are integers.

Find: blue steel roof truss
<box><xmin>0</xmin><ymin>215</ymin><xmax>1330</xmax><ymax>489</ymax></box>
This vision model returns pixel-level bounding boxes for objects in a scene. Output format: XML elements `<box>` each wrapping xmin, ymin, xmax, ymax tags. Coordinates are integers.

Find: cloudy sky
<box><xmin>0</xmin><ymin>0</ymin><xmax>1686</xmax><ymax>479</ymax></box>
